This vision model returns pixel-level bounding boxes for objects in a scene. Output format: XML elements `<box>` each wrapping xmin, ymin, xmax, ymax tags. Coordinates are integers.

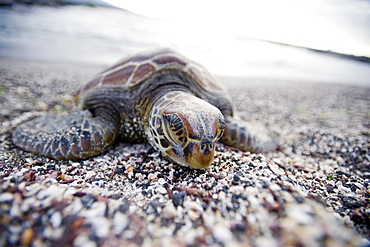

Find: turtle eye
<box><xmin>217</xmin><ymin>115</ymin><xmax>225</xmax><ymax>139</ymax></box>
<box><xmin>163</xmin><ymin>114</ymin><xmax>187</xmax><ymax>144</ymax></box>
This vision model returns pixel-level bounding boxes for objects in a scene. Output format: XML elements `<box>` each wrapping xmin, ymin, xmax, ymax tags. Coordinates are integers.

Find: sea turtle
<box><xmin>12</xmin><ymin>49</ymin><xmax>277</xmax><ymax>169</ymax></box>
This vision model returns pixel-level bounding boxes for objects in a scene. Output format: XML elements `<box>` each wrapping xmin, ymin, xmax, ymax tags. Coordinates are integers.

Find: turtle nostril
<box><xmin>200</xmin><ymin>140</ymin><xmax>214</xmax><ymax>154</ymax></box>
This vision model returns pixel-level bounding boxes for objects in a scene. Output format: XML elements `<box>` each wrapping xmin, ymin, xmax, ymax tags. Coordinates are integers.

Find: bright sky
<box><xmin>102</xmin><ymin>0</ymin><xmax>370</xmax><ymax>57</ymax></box>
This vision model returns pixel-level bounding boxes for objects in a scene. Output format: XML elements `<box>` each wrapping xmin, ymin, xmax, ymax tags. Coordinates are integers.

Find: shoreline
<box><xmin>260</xmin><ymin>38</ymin><xmax>370</xmax><ymax>65</ymax></box>
<box><xmin>0</xmin><ymin>58</ymin><xmax>369</xmax><ymax>246</ymax></box>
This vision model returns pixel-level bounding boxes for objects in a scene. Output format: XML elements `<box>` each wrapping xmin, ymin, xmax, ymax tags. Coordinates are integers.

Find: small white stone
<box><xmin>158</xmin><ymin>177</ymin><xmax>166</xmax><ymax>185</ymax></box>
<box><xmin>64</xmin><ymin>188</ymin><xmax>77</xmax><ymax>198</ymax></box>
<box><xmin>9</xmin><ymin>204</ymin><xmax>21</xmax><ymax>218</ymax></box>
<box><xmin>338</xmin><ymin>184</ymin><xmax>352</xmax><ymax>194</ymax></box>
<box><xmin>188</xmin><ymin>210</ymin><xmax>200</xmax><ymax>221</ymax></box>
<box><xmin>255</xmin><ymin>236</ymin><xmax>279</xmax><ymax>247</ymax></box>
<box><xmin>90</xmin><ymin>217</ymin><xmax>110</xmax><ymax>238</ymax></box>
<box><xmin>213</xmin><ymin>224</ymin><xmax>233</xmax><ymax>243</ymax></box>
<box><xmin>148</xmin><ymin>172</ymin><xmax>158</xmax><ymax>180</ymax></box>
<box><xmin>168</xmin><ymin>170</ymin><xmax>175</xmax><ymax>180</ymax></box>
<box><xmin>183</xmin><ymin>228</ymin><xmax>197</xmax><ymax>245</ymax></box>
<box><xmin>64</xmin><ymin>198</ymin><xmax>83</xmax><ymax>215</ymax></box>
<box><xmin>129</xmin><ymin>205</ymin><xmax>139</xmax><ymax>214</ymax></box>
<box><xmin>335</xmin><ymin>156</ymin><xmax>345</xmax><ymax>165</ymax></box>
<box><xmin>0</xmin><ymin>192</ymin><xmax>14</xmax><ymax>202</ymax></box>
<box><xmin>229</xmin><ymin>185</ymin><xmax>244</xmax><ymax>194</ymax></box>
<box><xmin>123</xmin><ymin>229</ymin><xmax>136</xmax><ymax>239</ymax></box>
<box><xmin>37</xmin><ymin>185</ymin><xmax>64</xmax><ymax>200</ymax></box>
<box><xmin>184</xmin><ymin>200</ymin><xmax>203</xmax><ymax>213</ymax></box>
<box><xmin>71</xmin><ymin>162</ymin><xmax>81</xmax><ymax>167</ymax></box>
<box><xmin>85</xmin><ymin>171</ymin><xmax>96</xmax><ymax>180</ymax></box>
<box><xmin>50</xmin><ymin>211</ymin><xmax>63</xmax><ymax>228</ymax></box>
<box><xmin>352</xmin><ymin>182</ymin><xmax>364</xmax><ymax>190</ymax></box>
<box><xmin>113</xmin><ymin>211</ymin><xmax>128</xmax><ymax>235</ymax></box>
<box><xmin>287</xmin><ymin>204</ymin><xmax>314</xmax><ymax>225</ymax></box>
<box><xmin>82</xmin><ymin>201</ymin><xmax>107</xmax><ymax>218</ymax></box>
<box><xmin>156</xmin><ymin>186</ymin><xmax>167</xmax><ymax>194</ymax></box>
<box><xmin>162</xmin><ymin>204</ymin><xmax>177</xmax><ymax>219</ymax></box>
<box><xmin>268</xmin><ymin>163</ymin><xmax>285</xmax><ymax>176</ymax></box>
<box><xmin>74</xmin><ymin>233</ymin><xmax>97</xmax><ymax>247</ymax></box>
<box><xmin>136</xmin><ymin>193</ymin><xmax>144</xmax><ymax>201</ymax></box>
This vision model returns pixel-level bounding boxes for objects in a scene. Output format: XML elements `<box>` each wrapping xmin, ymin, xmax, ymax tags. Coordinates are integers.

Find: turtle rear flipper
<box><xmin>220</xmin><ymin>116</ymin><xmax>278</xmax><ymax>153</ymax></box>
<box><xmin>12</xmin><ymin>110</ymin><xmax>118</xmax><ymax>160</ymax></box>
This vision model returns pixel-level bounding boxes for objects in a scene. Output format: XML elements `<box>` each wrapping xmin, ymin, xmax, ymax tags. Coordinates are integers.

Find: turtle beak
<box><xmin>184</xmin><ymin>139</ymin><xmax>215</xmax><ymax>169</ymax></box>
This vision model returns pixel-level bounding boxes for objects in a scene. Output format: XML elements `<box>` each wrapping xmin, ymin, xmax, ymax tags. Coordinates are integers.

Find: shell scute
<box><xmin>60</xmin><ymin>137</ymin><xmax>70</xmax><ymax>155</ymax></box>
<box><xmin>131</xmin><ymin>63</ymin><xmax>156</xmax><ymax>85</ymax></box>
<box><xmin>153</xmin><ymin>55</ymin><xmax>187</xmax><ymax>67</ymax></box>
<box><xmin>102</xmin><ymin>65</ymin><xmax>136</xmax><ymax>85</ymax></box>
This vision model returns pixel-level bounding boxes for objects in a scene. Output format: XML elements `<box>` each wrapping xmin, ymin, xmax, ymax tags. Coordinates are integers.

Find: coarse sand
<box><xmin>0</xmin><ymin>58</ymin><xmax>369</xmax><ymax>246</ymax></box>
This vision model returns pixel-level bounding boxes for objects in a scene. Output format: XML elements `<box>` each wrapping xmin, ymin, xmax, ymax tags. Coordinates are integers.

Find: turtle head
<box><xmin>147</xmin><ymin>92</ymin><xmax>225</xmax><ymax>169</ymax></box>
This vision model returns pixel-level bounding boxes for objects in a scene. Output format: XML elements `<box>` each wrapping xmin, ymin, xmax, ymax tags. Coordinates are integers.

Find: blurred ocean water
<box><xmin>0</xmin><ymin>4</ymin><xmax>369</xmax><ymax>86</ymax></box>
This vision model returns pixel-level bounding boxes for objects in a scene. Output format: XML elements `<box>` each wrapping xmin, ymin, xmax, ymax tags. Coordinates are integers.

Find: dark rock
<box><xmin>81</xmin><ymin>194</ymin><xmax>95</xmax><ymax>209</ymax></box>
<box><xmin>118</xmin><ymin>200</ymin><xmax>130</xmax><ymax>213</ymax></box>
<box><xmin>114</xmin><ymin>167</ymin><xmax>124</xmax><ymax>174</ymax></box>
<box><xmin>172</xmin><ymin>191</ymin><xmax>186</xmax><ymax>207</ymax></box>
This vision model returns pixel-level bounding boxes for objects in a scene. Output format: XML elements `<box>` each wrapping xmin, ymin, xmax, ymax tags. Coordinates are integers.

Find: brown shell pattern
<box><xmin>73</xmin><ymin>49</ymin><xmax>226</xmax><ymax>101</ymax></box>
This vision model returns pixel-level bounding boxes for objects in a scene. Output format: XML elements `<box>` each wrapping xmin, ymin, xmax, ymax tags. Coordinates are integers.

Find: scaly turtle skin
<box><xmin>12</xmin><ymin>49</ymin><xmax>277</xmax><ymax>169</ymax></box>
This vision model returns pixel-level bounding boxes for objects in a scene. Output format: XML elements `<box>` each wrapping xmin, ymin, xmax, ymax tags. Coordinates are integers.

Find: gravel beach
<box><xmin>0</xmin><ymin>57</ymin><xmax>369</xmax><ymax>246</ymax></box>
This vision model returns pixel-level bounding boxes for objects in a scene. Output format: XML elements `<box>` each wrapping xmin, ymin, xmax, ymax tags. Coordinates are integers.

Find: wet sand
<box><xmin>0</xmin><ymin>57</ymin><xmax>369</xmax><ymax>246</ymax></box>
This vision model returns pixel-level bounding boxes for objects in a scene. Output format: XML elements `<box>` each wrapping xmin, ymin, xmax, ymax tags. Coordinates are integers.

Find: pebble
<box><xmin>188</xmin><ymin>209</ymin><xmax>200</xmax><ymax>221</ymax></box>
<box><xmin>113</xmin><ymin>212</ymin><xmax>129</xmax><ymax>235</ymax></box>
<box><xmin>50</xmin><ymin>211</ymin><xmax>63</xmax><ymax>228</ymax></box>
<box><xmin>158</xmin><ymin>177</ymin><xmax>166</xmax><ymax>185</ymax></box>
<box><xmin>268</xmin><ymin>163</ymin><xmax>285</xmax><ymax>176</ymax></box>
<box><xmin>286</xmin><ymin>204</ymin><xmax>314</xmax><ymax>225</ymax></box>
<box><xmin>9</xmin><ymin>203</ymin><xmax>21</xmax><ymax>218</ymax></box>
<box><xmin>0</xmin><ymin>192</ymin><xmax>14</xmax><ymax>202</ymax></box>
<box><xmin>148</xmin><ymin>172</ymin><xmax>158</xmax><ymax>180</ymax></box>
<box><xmin>82</xmin><ymin>201</ymin><xmax>107</xmax><ymax>218</ymax></box>
<box><xmin>336</xmin><ymin>156</ymin><xmax>346</xmax><ymax>165</ymax></box>
<box><xmin>156</xmin><ymin>185</ymin><xmax>167</xmax><ymax>194</ymax></box>
<box><xmin>172</xmin><ymin>191</ymin><xmax>186</xmax><ymax>207</ymax></box>
<box><xmin>161</xmin><ymin>204</ymin><xmax>177</xmax><ymax>219</ymax></box>
<box><xmin>74</xmin><ymin>234</ymin><xmax>97</xmax><ymax>247</ymax></box>
<box><xmin>213</xmin><ymin>224</ymin><xmax>233</xmax><ymax>244</ymax></box>
<box><xmin>20</xmin><ymin>228</ymin><xmax>34</xmax><ymax>246</ymax></box>
<box><xmin>90</xmin><ymin>217</ymin><xmax>110</xmax><ymax>238</ymax></box>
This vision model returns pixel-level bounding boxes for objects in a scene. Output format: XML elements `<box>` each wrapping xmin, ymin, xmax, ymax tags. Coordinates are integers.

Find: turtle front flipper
<box><xmin>12</xmin><ymin>110</ymin><xmax>118</xmax><ymax>160</ymax></box>
<box><xmin>220</xmin><ymin>116</ymin><xmax>278</xmax><ymax>153</ymax></box>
